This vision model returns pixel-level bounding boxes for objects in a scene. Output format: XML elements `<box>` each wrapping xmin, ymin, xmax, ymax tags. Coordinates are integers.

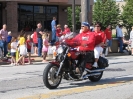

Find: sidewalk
<box><xmin>0</xmin><ymin>54</ymin><xmax>54</xmax><ymax>66</ymax></box>
<box><xmin>0</xmin><ymin>52</ymin><xmax>129</xmax><ymax>66</ymax></box>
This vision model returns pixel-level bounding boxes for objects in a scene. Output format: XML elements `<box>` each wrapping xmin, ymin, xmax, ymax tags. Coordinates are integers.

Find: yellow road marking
<box><xmin>18</xmin><ymin>80</ymin><xmax>133</xmax><ymax>99</ymax></box>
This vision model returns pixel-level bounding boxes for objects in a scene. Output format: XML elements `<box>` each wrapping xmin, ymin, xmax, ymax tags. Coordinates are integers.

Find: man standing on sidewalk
<box><xmin>51</xmin><ymin>17</ymin><xmax>57</xmax><ymax>45</ymax></box>
<box><xmin>36</xmin><ymin>23</ymin><xmax>43</xmax><ymax>57</ymax></box>
<box><xmin>116</xmin><ymin>24</ymin><xmax>123</xmax><ymax>53</ymax></box>
<box><xmin>0</xmin><ymin>24</ymin><xmax>8</xmax><ymax>58</ymax></box>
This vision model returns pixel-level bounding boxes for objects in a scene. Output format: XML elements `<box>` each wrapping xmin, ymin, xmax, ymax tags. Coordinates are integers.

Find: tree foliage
<box><xmin>67</xmin><ymin>6</ymin><xmax>81</xmax><ymax>31</ymax></box>
<box><xmin>93</xmin><ymin>0</ymin><xmax>120</xmax><ymax>30</ymax></box>
<box><xmin>120</xmin><ymin>0</ymin><xmax>133</xmax><ymax>34</ymax></box>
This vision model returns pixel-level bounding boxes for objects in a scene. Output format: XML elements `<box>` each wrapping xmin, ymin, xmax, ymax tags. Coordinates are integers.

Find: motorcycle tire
<box><xmin>43</xmin><ymin>63</ymin><xmax>62</xmax><ymax>89</ymax></box>
<box><xmin>88</xmin><ymin>72</ymin><xmax>103</xmax><ymax>82</ymax></box>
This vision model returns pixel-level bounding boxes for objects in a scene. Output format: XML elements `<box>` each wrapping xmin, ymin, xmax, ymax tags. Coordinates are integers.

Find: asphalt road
<box><xmin>0</xmin><ymin>55</ymin><xmax>133</xmax><ymax>99</ymax></box>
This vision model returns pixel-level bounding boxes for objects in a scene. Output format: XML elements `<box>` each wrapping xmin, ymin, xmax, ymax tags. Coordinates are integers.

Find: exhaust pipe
<box><xmin>68</xmin><ymin>73</ymin><xmax>74</xmax><ymax>80</ymax></box>
<box><xmin>83</xmin><ymin>73</ymin><xmax>101</xmax><ymax>79</ymax></box>
<box><xmin>85</xmin><ymin>68</ymin><xmax>105</xmax><ymax>73</ymax></box>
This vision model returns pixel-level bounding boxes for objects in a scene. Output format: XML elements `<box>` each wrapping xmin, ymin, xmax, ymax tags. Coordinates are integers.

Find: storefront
<box><xmin>0</xmin><ymin>0</ymin><xmax>93</xmax><ymax>36</ymax></box>
<box><xmin>18</xmin><ymin>4</ymin><xmax>58</xmax><ymax>31</ymax></box>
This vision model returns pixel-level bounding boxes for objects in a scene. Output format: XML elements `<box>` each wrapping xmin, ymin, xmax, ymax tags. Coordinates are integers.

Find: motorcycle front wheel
<box><xmin>43</xmin><ymin>63</ymin><xmax>62</xmax><ymax>89</ymax></box>
<box><xmin>88</xmin><ymin>72</ymin><xmax>103</xmax><ymax>82</ymax></box>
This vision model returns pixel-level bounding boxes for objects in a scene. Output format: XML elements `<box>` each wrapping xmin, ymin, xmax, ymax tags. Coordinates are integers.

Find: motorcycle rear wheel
<box><xmin>88</xmin><ymin>72</ymin><xmax>103</xmax><ymax>82</ymax></box>
<box><xmin>43</xmin><ymin>63</ymin><xmax>62</xmax><ymax>89</ymax></box>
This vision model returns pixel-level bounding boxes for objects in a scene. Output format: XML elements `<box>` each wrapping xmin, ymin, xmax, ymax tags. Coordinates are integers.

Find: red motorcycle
<box><xmin>43</xmin><ymin>43</ymin><xmax>109</xmax><ymax>89</ymax></box>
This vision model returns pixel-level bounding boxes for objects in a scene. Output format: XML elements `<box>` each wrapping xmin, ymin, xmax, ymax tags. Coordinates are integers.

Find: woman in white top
<box><xmin>130</xmin><ymin>26</ymin><xmax>133</xmax><ymax>55</ymax></box>
<box><xmin>10</xmin><ymin>37</ymin><xmax>17</xmax><ymax>65</ymax></box>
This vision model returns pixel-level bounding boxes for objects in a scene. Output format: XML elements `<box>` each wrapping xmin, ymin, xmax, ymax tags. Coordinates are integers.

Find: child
<box><xmin>42</xmin><ymin>33</ymin><xmax>49</xmax><ymax>62</ymax></box>
<box><xmin>56</xmin><ymin>24</ymin><xmax>62</xmax><ymax>42</ymax></box>
<box><xmin>51</xmin><ymin>45</ymin><xmax>56</xmax><ymax>59</ymax></box>
<box><xmin>26</xmin><ymin>34</ymin><xmax>32</xmax><ymax>64</ymax></box>
<box><xmin>7</xmin><ymin>31</ymin><xmax>12</xmax><ymax>56</ymax></box>
<box><xmin>32</xmin><ymin>31</ymin><xmax>38</xmax><ymax>55</ymax></box>
<box><xmin>16</xmin><ymin>30</ymin><xmax>27</xmax><ymax>65</ymax></box>
<box><xmin>10</xmin><ymin>37</ymin><xmax>17</xmax><ymax>65</ymax></box>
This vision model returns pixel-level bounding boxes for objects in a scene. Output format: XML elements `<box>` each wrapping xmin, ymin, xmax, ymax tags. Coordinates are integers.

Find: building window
<box><xmin>18</xmin><ymin>4</ymin><xmax>58</xmax><ymax>32</ymax></box>
<box><xmin>0</xmin><ymin>3</ymin><xmax>1</xmax><ymax>28</ymax></box>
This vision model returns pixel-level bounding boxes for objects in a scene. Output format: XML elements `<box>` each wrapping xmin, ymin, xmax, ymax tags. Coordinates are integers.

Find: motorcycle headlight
<box><xmin>57</xmin><ymin>47</ymin><xmax>63</xmax><ymax>54</ymax></box>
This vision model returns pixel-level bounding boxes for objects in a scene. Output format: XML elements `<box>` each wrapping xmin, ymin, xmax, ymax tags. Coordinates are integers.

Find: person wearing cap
<box><xmin>65</xmin><ymin>22</ymin><xmax>95</xmax><ymax>74</ymax></box>
<box><xmin>93</xmin><ymin>22</ymin><xmax>106</xmax><ymax>68</ymax></box>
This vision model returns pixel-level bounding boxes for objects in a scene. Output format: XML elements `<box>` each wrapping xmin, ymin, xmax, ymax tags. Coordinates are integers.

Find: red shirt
<box><xmin>26</xmin><ymin>40</ymin><xmax>32</xmax><ymax>50</ymax></box>
<box><xmin>65</xmin><ymin>30</ymin><xmax>95</xmax><ymax>51</ymax></box>
<box><xmin>56</xmin><ymin>28</ymin><xmax>62</xmax><ymax>37</ymax></box>
<box><xmin>33</xmin><ymin>32</ymin><xmax>38</xmax><ymax>43</ymax></box>
<box><xmin>104</xmin><ymin>28</ymin><xmax>112</xmax><ymax>40</ymax></box>
<box><xmin>94</xmin><ymin>31</ymin><xmax>106</xmax><ymax>46</ymax></box>
<box><xmin>63</xmin><ymin>28</ymin><xmax>71</xmax><ymax>35</ymax></box>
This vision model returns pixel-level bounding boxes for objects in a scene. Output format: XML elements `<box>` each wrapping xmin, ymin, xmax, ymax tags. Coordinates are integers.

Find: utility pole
<box><xmin>72</xmin><ymin>0</ymin><xmax>76</xmax><ymax>32</ymax></box>
<box><xmin>81</xmin><ymin>0</ymin><xmax>90</xmax><ymax>23</ymax></box>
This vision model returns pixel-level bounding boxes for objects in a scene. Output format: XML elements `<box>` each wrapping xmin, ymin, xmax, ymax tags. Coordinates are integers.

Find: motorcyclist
<box><xmin>65</xmin><ymin>22</ymin><xmax>95</xmax><ymax>74</ymax></box>
<box><xmin>92</xmin><ymin>22</ymin><xmax>106</xmax><ymax>68</ymax></box>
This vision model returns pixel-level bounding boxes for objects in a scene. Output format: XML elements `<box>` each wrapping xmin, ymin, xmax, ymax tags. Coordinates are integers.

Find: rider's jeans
<box><xmin>79</xmin><ymin>51</ymin><xmax>94</xmax><ymax>71</ymax></box>
<box><xmin>94</xmin><ymin>46</ymin><xmax>103</xmax><ymax>58</ymax></box>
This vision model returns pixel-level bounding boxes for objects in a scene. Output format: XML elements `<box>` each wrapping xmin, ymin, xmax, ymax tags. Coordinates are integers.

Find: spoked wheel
<box><xmin>88</xmin><ymin>72</ymin><xmax>103</xmax><ymax>82</ymax></box>
<box><xmin>43</xmin><ymin>63</ymin><xmax>62</xmax><ymax>89</ymax></box>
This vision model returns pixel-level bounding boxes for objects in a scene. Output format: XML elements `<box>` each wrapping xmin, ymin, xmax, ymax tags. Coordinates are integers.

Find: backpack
<box><xmin>98</xmin><ymin>56</ymin><xmax>109</xmax><ymax>68</ymax></box>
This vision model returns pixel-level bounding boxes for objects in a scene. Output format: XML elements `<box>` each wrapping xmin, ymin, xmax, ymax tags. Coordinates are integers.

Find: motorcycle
<box><xmin>43</xmin><ymin>42</ymin><xmax>109</xmax><ymax>89</ymax></box>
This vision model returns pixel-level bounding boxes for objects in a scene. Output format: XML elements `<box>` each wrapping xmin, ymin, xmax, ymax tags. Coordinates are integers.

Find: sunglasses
<box><xmin>95</xmin><ymin>25</ymin><xmax>100</xmax><ymax>27</ymax></box>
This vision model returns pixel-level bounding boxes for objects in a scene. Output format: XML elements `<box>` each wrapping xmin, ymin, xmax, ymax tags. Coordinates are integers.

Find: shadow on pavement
<box><xmin>56</xmin><ymin>74</ymin><xmax>133</xmax><ymax>90</ymax></box>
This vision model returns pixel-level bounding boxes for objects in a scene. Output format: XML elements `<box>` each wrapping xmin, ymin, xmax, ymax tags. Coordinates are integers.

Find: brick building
<box><xmin>0</xmin><ymin>0</ymin><xmax>93</xmax><ymax>36</ymax></box>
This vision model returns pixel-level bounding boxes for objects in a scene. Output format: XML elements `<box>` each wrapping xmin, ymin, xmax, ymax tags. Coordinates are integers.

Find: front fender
<box><xmin>49</xmin><ymin>62</ymin><xmax>60</xmax><ymax>66</ymax></box>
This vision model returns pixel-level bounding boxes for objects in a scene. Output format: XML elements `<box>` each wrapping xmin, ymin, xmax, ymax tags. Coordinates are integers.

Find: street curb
<box><xmin>107</xmin><ymin>53</ymin><xmax>129</xmax><ymax>57</ymax></box>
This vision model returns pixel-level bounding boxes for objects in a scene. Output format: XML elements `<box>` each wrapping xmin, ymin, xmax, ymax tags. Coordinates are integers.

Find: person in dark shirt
<box><xmin>36</xmin><ymin>23</ymin><xmax>43</xmax><ymax>57</ymax></box>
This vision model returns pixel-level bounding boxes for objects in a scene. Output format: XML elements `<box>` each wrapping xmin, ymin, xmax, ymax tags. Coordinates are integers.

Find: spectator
<box><xmin>32</xmin><ymin>31</ymin><xmax>38</xmax><ymax>55</ymax></box>
<box><xmin>42</xmin><ymin>33</ymin><xmax>49</xmax><ymax>62</ymax></box>
<box><xmin>7</xmin><ymin>31</ymin><xmax>12</xmax><ymax>55</ymax></box>
<box><xmin>0</xmin><ymin>24</ymin><xmax>8</xmax><ymax>58</ymax></box>
<box><xmin>56</xmin><ymin>24</ymin><xmax>62</xmax><ymax>41</ymax></box>
<box><xmin>130</xmin><ymin>26</ymin><xmax>133</xmax><ymax>55</ymax></box>
<box><xmin>62</xmin><ymin>25</ymin><xmax>71</xmax><ymax>35</ymax></box>
<box><xmin>26</xmin><ymin>35</ymin><xmax>32</xmax><ymax>64</ymax></box>
<box><xmin>16</xmin><ymin>30</ymin><xmax>27</xmax><ymax>65</ymax></box>
<box><xmin>104</xmin><ymin>25</ymin><xmax>112</xmax><ymax>54</ymax></box>
<box><xmin>0</xmin><ymin>35</ymin><xmax>4</xmax><ymax>58</ymax></box>
<box><xmin>90</xmin><ymin>23</ymin><xmax>94</xmax><ymax>32</ymax></box>
<box><xmin>10</xmin><ymin>37</ymin><xmax>17</xmax><ymax>66</ymax></box>
<box><xmin>51</xmin><ymin>17</ymin><xmax>57</xmax><ymax>45</ymax></box>
<box><xmin>79</xmin><ymin>26</ymin><xmax>83</xmax><ymax>33</ymax></box>
<box><xmin>116</xmin><ymin>24</ymin><xmax>123</xmax><ymax>53</ymax></box>
<box><xmin>36</xmin><ymin>23</ymin><xmax>43</xmax><ymax>57</ymax></box>
<box><xmin>7</xmin><ymin>31</ymin><xmax>12</xmax><ymax>43</ymax></box>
